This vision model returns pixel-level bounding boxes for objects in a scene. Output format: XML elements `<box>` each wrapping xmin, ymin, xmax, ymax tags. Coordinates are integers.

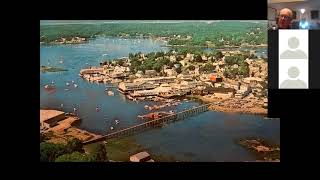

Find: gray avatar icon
<box><xmin>280</xmin><ymin>37</ymin><xmax>307</xmax><ymax>59</ymax></box>
<box><xmin>280</xmin><ymin>66</ymin><xmax>307</xmax><ymax>89</ymax></box>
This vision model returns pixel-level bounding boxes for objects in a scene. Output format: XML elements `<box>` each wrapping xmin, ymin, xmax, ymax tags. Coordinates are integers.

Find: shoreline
<box><xmin>187</xmin><ymin>95</ymin><xmax>267</xmax><ymax>116</ymax></box>
<box><xmin>41</xmin><ymin>111</ymin><xmax>102</xmax><ymax>144</ymax></box>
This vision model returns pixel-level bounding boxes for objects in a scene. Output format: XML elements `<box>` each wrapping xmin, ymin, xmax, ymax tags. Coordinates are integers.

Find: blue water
<box><xmin>40</xmin><ymin>37</ymin><xmax>279</xmax><ymax>161</ymax></box>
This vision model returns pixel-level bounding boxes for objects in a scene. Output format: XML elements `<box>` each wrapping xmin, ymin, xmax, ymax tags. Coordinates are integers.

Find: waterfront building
<box><xmin>118</xmin><ymin>81</ymin><xmax>157</xmax><ymax>94</ymax></box>
<box><xmin>40</xmin><ymin>110</ymin><xmax>65</xmax><ymax>129</ymax></box>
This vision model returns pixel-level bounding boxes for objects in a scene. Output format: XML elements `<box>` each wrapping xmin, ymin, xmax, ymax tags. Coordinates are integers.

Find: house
<box><xmin>224</xmin><ymin>82</ymin><xmax>240</xmax><ymax>90</ymax></box>
<box><xmin>118</xmin><ymin>82</ymin><xmax>157</xmax><ymax>94</ymax></box>
<box><xmin>231</xmin><ymin>64</ymin><xmax>239</xmax><ymax>69</ymax></box>
<box><xmin>130</xmin><ymin>151</ymin><xmax>154</xmax><ymax>162</ymax></box>
<box><xmin>110</xmin><ymin>72</ymin><xmax>129</xmax><ymax>78</ymax></box>
<box><xmin>133</xmin><ymin>76</ymin><xmax>176</xmax><ymax>84</ymax></box>
<box><xmin>203</xmin><ymin>87</ymin><xmax>235</xmax><ymax>95</ymax></box>
<box><xmin>179</xmin><ymin>59</ymin><xmax>189</xmax><ymax>67</ymax></box>
<box><xmin>177</xmin><ymin>74</ymin><xmax>194</xmax><ymax>81</ymax></box>
<box><xmin>169</xmin><ymin>55</ymin><xmax>176</xmax><ymax>62</ymax></box>
<box><xmin>129</xmin><ymin>89</ymin><xmax>159</xmax><ymax>97</ymax></box>
<box><xmin>263</xmin><ymin>98</ymin><xmax>268</xmax><ymax>107</ymax></box>
<box><xmin>131</xmin><ymin>83</ymin><xmax>173</xmax><ymax>97</ymax></box>
<box><xmin>235</xmin><ymin>91</ymin><xmax>249</xmax><ymax>99</ymax></box>
<box><xmin>243</xmin><ymin>77</ymin><xmax>264</xmax><ymax>85</ymax></box>
<box><xmin>214</xmin><ymin>92</ymin><xmax>234</xmax><ymax>99</ymax></box>
<box><xmin>201</xmin><ymin>55</ymin><xmax>208</xmax><ymax>61</ymax></box>
<box><xmin>214</xmin><ymin>83</ymin><xmax>223</xmax><ymax>88</ymax></box>
<box><xmin>40</xmin><ymin>110</ymin><xmax>66</xmax><ymax>129</ymax></box>
<box><xmin>240</xmin><ymin>84</ymin><xmax>251</xmax><ymax>92</ymax></box>
<box><xmin>135</xmin><ymin>71</ymin><xmax>144</xmax><ymax>78</ymax></box>
<box><xmin>144</xmin><ymin>70</ymin><xmax>157</xmax><ymax>77</ymax></box>
<box><xmin>209</xmin><ymin>74</ymin><xmax>223</xmax><ymax>83</ymax></box>
<box><xmin>164</xmin><ymin>68</ymin><xmax>177</xmax><ymax>76</ymax></box>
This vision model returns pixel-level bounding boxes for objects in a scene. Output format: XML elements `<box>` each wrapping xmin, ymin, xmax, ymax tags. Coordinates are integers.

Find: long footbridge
<box><xmin>83</xmin><ymin>103</ymin><xmax>213</xmax><ymax>145</ymax></box>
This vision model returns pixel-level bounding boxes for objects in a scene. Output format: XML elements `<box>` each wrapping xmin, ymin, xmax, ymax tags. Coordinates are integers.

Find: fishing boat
<box><xmin>59</xmin><ymin>56</ymin><xmax>64</xmax><ymax>64</ymax></box>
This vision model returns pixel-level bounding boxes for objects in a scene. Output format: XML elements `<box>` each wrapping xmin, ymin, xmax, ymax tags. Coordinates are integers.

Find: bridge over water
<box><xmin>83</xmin><ymin>103</ymin><xmax>213</xmax><ymax>145</ymax></box>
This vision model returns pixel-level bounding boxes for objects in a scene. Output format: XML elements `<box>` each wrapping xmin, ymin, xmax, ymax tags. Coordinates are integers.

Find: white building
<box><xmin>164</xmin><ymin>68</ymin><xmax>177</xmax><ymax>76</ymax></box>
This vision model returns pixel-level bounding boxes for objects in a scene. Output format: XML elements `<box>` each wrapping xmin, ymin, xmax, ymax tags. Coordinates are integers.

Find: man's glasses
<box><xmin>279</xmin><ymin>15</ymin><xmax>291</xmax><ymax>20</ymax></box>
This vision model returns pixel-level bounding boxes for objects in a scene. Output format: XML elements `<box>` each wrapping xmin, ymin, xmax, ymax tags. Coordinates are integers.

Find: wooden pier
<box><xmin>83</xmin><ymin>103</ymin><xmax>213</xmax><ymax>145</ymax></box>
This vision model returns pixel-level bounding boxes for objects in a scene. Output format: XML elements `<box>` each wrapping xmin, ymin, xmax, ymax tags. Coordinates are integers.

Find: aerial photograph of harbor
<box><xmin>40</xmin><ymin>20</ymin><xmax>280</xmax><ymax>162</ymax></box>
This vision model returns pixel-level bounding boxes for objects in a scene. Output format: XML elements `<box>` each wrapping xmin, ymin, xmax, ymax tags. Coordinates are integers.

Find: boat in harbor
<box><xmin>44</xmin><ymin>84</ymin><xmax>55</xmax><ymax>90</ymax></box>
<box><xmin>107</xmin><ymin>90</ymin><xmax>114</xmax><ymax>96</ymax></box>
<box><xmin>138</xmin><ymin>111</ymin><xmax>175</xmax><ymax>120</ymax></box>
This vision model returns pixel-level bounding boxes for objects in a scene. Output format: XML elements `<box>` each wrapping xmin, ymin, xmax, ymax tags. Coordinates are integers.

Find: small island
<box><xmin>40</xmin><ymin>65</ymin><xmax>68</xmax><ymax>72</ymax></box>
<box><xmin>238</xmin><ymin>138</ymin><xmax>280</xmax><ymax>161</ymax></box>
<box><xmin>40</xmin><ymin>36</ymin><xmax>88</xmax><ymax>45</ymax></box>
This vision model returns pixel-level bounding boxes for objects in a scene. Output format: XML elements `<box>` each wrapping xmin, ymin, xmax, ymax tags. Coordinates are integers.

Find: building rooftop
<box><xmin>40</xmin><ymin>110</ymin><xmax>65</xmax><ymax>123</ymax></box>
<box><xmin>130</xmin><ymin>151</ymin><xmax>151</xmax><ymax>162</ymax></box>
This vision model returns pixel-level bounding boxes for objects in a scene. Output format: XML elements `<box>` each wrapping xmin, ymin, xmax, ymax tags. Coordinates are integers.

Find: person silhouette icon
<box><xmin>280</xmin><ymin>66</ymin><xmax>307</xmax><ymax>89</ymax></box>
<box><xmin>280</xmin><ymin>37</ymin><xmax>307</xmax><ymax>59</ymax></box>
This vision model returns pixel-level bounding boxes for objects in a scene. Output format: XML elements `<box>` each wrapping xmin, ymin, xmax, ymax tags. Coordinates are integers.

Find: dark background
<box><xmin>8</xmin><ymin>0</ymin><xmax>318</xmax><ymax>178</ymax></box>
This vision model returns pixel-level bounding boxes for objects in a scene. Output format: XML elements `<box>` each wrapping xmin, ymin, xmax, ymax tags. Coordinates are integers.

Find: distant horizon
<box><xmin>40</xmin><ymin>20</ymin><xmax>267</xmax><ymax>25</ymax></box>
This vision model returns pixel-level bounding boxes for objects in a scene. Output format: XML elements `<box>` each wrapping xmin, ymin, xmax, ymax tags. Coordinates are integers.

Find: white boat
<box><xmin>74</xmin><ymin>84</ymin><xmax>78</xmax><ymax>88</ymax></box>
<box><xmin>107</xmin><ymin>90</ymin><xmax>114</xmax><ymax>96</ymax></box>
<box><xmin>110</xmin><ymin>126</ymin><xmax>114</xmax><ymax>130</ymax></box>
<box><xmin>71</xmin><ymin>80</ymin><xmax>75</xmax><ymax>83</ymax></box>
<box><xmin>115</xmin><ymin>120</ymin><xmax>119</xmax><ymax>125</ymax></box>
<box><xmin>66</xmin><ymin>82</ymin><xmax>70</xmax><ymax>86</ymax></box>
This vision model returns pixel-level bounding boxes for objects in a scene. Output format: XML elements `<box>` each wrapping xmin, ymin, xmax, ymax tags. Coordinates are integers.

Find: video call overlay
<box><xmin>268</xmin><ymin>0</ymin><xmax>320</xmax><ymax>90</ymax></box>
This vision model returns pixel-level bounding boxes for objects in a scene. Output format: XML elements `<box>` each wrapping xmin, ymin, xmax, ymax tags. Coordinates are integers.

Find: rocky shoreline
<box><xmin>237</xmin><ymin>138</ymin><xmax>280</xmax><ymax>161</ymax></box>
<box><xmin>40</xmin><ymin>66</ymin><xmax>68</xmax><ymax>73</ymax></box>
<box><xmin>188</xmin><ymin>95</ymin><xmax>267</xmax><ymax>115</ymax></box>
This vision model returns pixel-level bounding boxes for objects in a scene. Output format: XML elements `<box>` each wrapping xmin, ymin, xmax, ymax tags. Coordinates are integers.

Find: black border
<box><xmin>10</xmin><ymin>0</ymin><xmax>293</xmax><ymax>177</ymax></box>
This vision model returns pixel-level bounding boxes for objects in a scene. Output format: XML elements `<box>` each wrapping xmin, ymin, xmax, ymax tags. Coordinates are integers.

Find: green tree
<box><xmin>194</xmin><ymin>54</ymin><xmax>203</xmax><ymax>62</ymax></box>
<box><xmin>213</xmin><ymin>50</ymin><xmax>223</xmax><ymax>59</ymax></box>
<box><xmin>200</xmin><ymin>63</ymin><xmax>214</xmax><ymax>73</ymax></box>
<box><xmin>187</xmin><ymin>65</ymin><xmax>195</xmax><ymax>71</ymax></box>
<box><xmin>129</xmin><ymin>53</ymin><xmax>134</xmax><ymax>59</ymax></box>
<box><xmin>155</xmin><ymin>51</ymin><xmax>165</xmax><ymax>58</ymax></box>
<box><xmin>238</xmin><ymin>63</ymin><xmax>249</xmax><ymax>77</ymax></box>
<box><xmin>90</xmin><ymin>143</ymin><xmax>108</xmax><ymax>162</ymax></box>
<box><xmin>66</xmin><ymin>138</ymin><xmax>84</xmax><ymax>153</ymax></box>
<box><xmin>55</xmin><ymin>152</ymin><xmax>90</xmax><ymax>162</ymax></box>
<box><xmin>40</xmin><ymin>133</ymin><xmax>47</xmax><ymax>143</ymax></box>
<box><xmin>176</xmin><ymin>56</ymin><xmax>184</xmax><ymax>61</ymax></box>
<box><xmin>40</xmin><ymin>142</ymin><xmax>67</xmax><ymax>162</ymax></box>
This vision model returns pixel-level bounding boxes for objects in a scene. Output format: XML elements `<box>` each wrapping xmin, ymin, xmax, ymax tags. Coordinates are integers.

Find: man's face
<box><xmin>278</xmin><ymin>9</ymin><xmax>292</xmax><ymax>29</ymax></box>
